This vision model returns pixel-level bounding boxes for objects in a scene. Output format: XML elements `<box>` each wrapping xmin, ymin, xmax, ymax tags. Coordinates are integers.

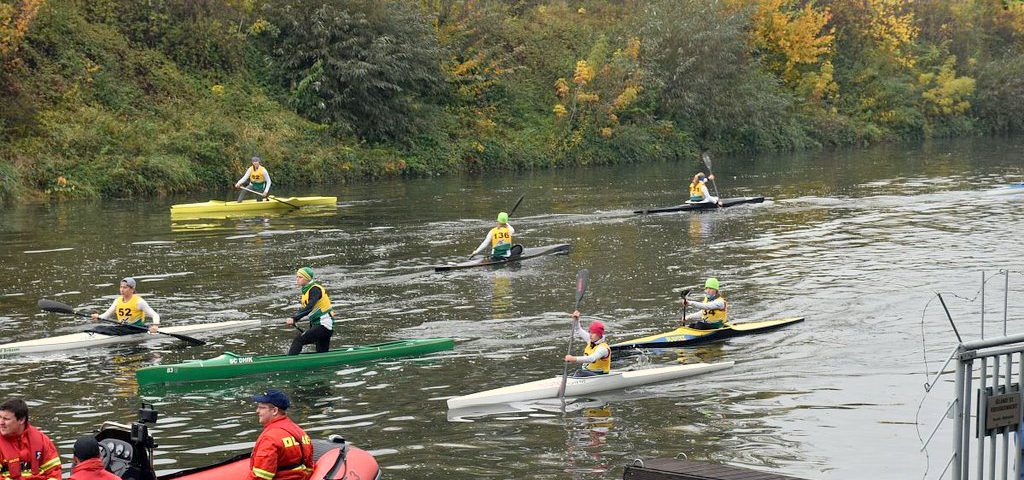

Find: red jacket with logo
<box><xmin>68</xmin><ymin>459</ymin><xmax>119</xmax><ymax>480</ymax></box>
<box><xmin>249</xmin><ymin>416</ymin><xmax>313</xmax><ymax>480</ymax></box>
<box><xmin>0</xmin><ymin>424</ymin><xmax>62</xmax><ymax>480</ymax></box>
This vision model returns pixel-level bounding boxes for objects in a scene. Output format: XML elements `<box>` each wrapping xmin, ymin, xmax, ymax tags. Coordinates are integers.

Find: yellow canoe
<box><xmin>170</xmin><ymin>196</ymin><xmax>337</xmax><ymax>217</ymax></box>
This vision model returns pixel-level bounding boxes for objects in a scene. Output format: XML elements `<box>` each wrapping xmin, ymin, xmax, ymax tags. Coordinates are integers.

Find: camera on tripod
<box><xmin>131</xmin><ymin>403</ymin><xmax>158</xmax><ymax>449</ymax></box>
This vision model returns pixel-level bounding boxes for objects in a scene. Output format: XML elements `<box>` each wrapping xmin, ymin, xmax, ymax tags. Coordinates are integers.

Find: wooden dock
<box><xmin>623</xmin><ymin>458</ymin><xmax>810</xmax><ymax>480</ymax></box>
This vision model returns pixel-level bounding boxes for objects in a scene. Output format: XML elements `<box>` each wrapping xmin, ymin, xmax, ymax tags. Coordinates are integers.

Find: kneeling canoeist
<box><xmin>235</xmin><ymin>156</ymin><xmax>272</xmax><ymax>202</ymax></box>
<box><xmin>470</xmin><ymin>212</ymin><xmax>518</xmax><ymax>260</ymax></box>
<box><xmin>687</xmin><ymin>173</ymin><xmax>721</xmax><ymax>206</ymax></box>
<box><xmin>69</xmin><ymin>436</ymin><xmax>119</xmax><ymax>480</ymax></box>
<box><xmin>682</xmin><ymin>277</ymin><xmax>728</xmax><ymax>330</ymax></box>
<box><xmin>286</xmin><ymin>267</ymin><xmax>334</xmax><ymax>355</ymax></box>
<box><xmin>250</xmin><ymin>389</ymin><xmax>314</xmax><ymax>480</ymax></box>
<box><xmin>91</xmin><ymin>277</ymin><xmax>160</xmax><ymax>334</ymax></box>
<box><xmin>563</xmin><ymin>310</ymin><xmax>611</xmax><ymax>377</ymax></box>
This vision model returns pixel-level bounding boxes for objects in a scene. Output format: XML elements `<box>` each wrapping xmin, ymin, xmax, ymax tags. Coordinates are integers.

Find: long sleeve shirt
<box><xmin>569</xmin><ymin>322</ymin><xmax>610</xmax><ymax>364</ymax></box>
<box><xmin>99</xmin><ymin>297</ymin><xmax>160</xmax><ymax>325</ymax></box>
<box><xmin>684</xmin><ymin>297</ymin><xmax>727</xmax><ymax>322</ymax></box>
<box><xmin>471</xmin><ymin>223</ymin><xmax>515</xmax><ymax>256</ymax></box>
<box><xmin>236</xmin><ymin>169</ymin><xmax>272</xmax><ymax>193</ymax></box>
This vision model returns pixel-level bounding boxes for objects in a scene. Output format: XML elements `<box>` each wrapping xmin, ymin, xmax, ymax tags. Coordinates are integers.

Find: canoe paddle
<box><xmin>468</xmin><ymin>194</ymin><xmax>526</xmax><ymax>259</ymax></box>
<box><xmin>38</xmin><ymin>299</ymin><xmax>206</xmax><ymax>346</ymax></box>
<box><xmin>558</xmin><ymin>269</ymin><xmax>589</xmax><ymax>400</ymax></box>
<box><xmin>701</xmin><ymin>152</ymin><xmax>721</xmax><ymax>198</ymax></box>
<box><xmin>238</xmin><ymin>185</ymin><xmax>300</xmax><ymax>209</ymax></box>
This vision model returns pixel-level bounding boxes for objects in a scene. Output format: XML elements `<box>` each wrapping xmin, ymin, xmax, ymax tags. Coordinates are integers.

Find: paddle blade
<box><xmin>574</xmin><ymin>269</ymin><xmax>589</xmax><ymax>309</ymax></box>
<box><xmin>509</xmin><ymin>194</ymin><xmax>526</xmax><ymax>217</ymax></box>
<box><xmin>679</xmin><ymin>289</ymin><xmax>691</xmax><ymax>299</ymax></box>
<box><xmin>38</xmin><ymin>299</ymin><xmax>75</xmax><ymax>314</ymax></box>
<box><xmin>701</xmin><ymin>152</ymin><xmax>712</xmax><ymax>170</ymax></box>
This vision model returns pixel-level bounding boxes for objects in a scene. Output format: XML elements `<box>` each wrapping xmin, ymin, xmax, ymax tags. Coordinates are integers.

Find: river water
<box><xmin>0</xmin><ymin>138</ymin><xmax>1022</xmax><ymax>479</ymax></box>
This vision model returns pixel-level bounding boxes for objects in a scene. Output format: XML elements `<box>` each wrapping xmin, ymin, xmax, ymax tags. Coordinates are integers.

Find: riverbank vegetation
<box><xmin>2</xmin><ymin>0</ymin><xmax>1023</xmax><ymax>200</ymax></box>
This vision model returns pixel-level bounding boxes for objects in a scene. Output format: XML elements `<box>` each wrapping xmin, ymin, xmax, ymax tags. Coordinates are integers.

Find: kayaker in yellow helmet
<box><xmin>235</xmin><ymin>156</ymin><xmax>272</xmax><ymax>202</ymax></box>
<box><xmin>682</xmin><ymin>277</ymin><xmax>728</xmax><ymax>330</ymax></box>
<box><xmin>687</xmin><ymin>173</ymin><xmax>721</xmax><ymax>207</ymax></box>
<box><xmin>285</xmin><ymin>267</ymin><xmax>334</xmax><ymax>355</ymax></box>
<box><xmin>563</xmin><ymin>310</ymin><xmax>611</xmax><ymax>377</ymax></box>
<box><xmin>469</xmin><ymin>212</ymin><xmax>521</xmax><ymax>260</ymax></box>
<box><xmin>90</xmin><ymin>277</ymin><xmax>160</xmax><ymax>334</ymax></box>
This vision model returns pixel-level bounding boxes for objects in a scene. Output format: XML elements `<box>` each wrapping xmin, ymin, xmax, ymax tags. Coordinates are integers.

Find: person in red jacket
<box><xmin>68</xmin><ymin>437</ymin><xmax>118</xmax><ymax>480</ymax></box>
<box><xmin>0</xmin><ymin>398</ymin><xmax>62</xmax><ymax>480</ymax></box>
<box><xmin>249</xmin><ymin>390</ymin><xmax>313</xmax><ymax>480</ymax></box>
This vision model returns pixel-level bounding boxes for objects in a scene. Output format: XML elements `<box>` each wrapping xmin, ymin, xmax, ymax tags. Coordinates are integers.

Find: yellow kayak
<box><xmin>170</xmin><ymin>196</ymin><xmax>337</xmax><ymax>217</ymax></box>
<box><xmin>611</xmin><ymin>317</ymin><xmax>805</xmax><ymax>351</ymax></box>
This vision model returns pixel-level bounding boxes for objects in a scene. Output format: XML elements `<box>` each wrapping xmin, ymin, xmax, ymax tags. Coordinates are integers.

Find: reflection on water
<box><xmin>0</xmin><ymin>138</ymin><xmax>1022</xmax><ymax>479</ymax></box>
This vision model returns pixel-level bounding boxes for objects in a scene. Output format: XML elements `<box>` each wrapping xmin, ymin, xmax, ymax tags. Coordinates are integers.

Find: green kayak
<box><xmin>135</xmin><ymin>338</ymin><xmax>455</xmax><ymax>385</ymax></box>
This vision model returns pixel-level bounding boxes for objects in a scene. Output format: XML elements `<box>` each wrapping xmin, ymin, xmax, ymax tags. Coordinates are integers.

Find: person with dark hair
<box><xmin>90</xmin><ymin>277</ymin><xmax>160</xmax><ymax>335</ymax></box>
<box><xmin>0</xmin><ymin>398</ymin><xmax>62</xmax><ymax>480</ymax></box>
<box><xmin>249</xmin><ymin>389</ymin><xmax>313</xmax><ymax>480</ymax></box>
<box><xmin>235</xmin><ymin>156</ymin><xmax>272</xmax><ymax>202</ymax></box>
<box><xmin>69</xmin><ymin>436</ymin><xmax>119</xmax><ymax>480</ymax></box>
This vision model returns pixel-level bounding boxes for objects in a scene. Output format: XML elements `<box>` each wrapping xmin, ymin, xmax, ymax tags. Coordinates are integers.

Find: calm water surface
<box><xmin>1</xmin><ymin>138</ymin><xmax>1023</xmax><ymax>479</ymax></box>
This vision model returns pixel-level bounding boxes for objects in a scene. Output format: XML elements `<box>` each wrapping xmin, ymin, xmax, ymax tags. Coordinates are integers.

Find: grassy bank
<box><xmin>1</xmin><ymin>0</ymin><xmax>1023</xmax><ymax>202</ymax></box>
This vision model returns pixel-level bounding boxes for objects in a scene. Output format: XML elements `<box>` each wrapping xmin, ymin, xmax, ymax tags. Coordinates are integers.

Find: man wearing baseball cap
<box><xmin>235</xmin><ymin>156</ymin><xmax>272</xmax><ymax>202</ymax></box>
<box><xmin>563</xmin><ymin>310</ymin><xmax>611</xmax><ymax>377</ymax></box>
<box><xmin>90</xmin><ymin>277</ymin><xmax>160</xmax><ymax>334</ymax></box>
<box><xmin>69</xmin><ymin>436</ymin><xmax>119</xmax><ymax>480</ymax></box>
<box><xmin>249</xmin><ymin>389</ymin><xmax>313</xmax><ymax>480</ymax></box>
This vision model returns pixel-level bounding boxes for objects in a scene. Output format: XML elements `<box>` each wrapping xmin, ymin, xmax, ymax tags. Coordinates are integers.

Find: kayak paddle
<box><xmin>558</xmin><ymin>269</ymin><xmax>590</xmax><ymax>400</ymax></box>
<box><xmin>239</xmin><ymin>185</ymin><xmax>299</xmax><ymax>209</ymax></box>
<box><xmin>680</xmin><ymin>288</ymin><xmax>691</xmax><ymax>323</ymax></box>
<box><xmin>701</xmin><ymin>152</ymin><xmax>720</xmax><ymax>198</ymax></box>
<box><xmin>37</xmin><ymin>299</ymin><xmax>205</xmax><ymax>346</ymax></box>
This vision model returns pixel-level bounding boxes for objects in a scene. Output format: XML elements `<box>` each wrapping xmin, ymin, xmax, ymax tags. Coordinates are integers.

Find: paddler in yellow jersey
<box><xmin>687</xmin><ymin>173</ymin><xmax>721</xmax><ymax>207</ymax></box>
<box><xmin>682</xmin><ymin>277</ymin><xmax>728</xmax><ymax>330</ymax></box>
<box><xmin>563</xmin><ymin>310</ymin><xmax>611</xmax><ymax>377</ymax></box>
<box><xmin>235</xmin><ymin>156</ymin><xmax>272</xmax><ymax>202</ymax></box>
<box><xmin>469</xmin><ymin>212</ymin><xmax>519</xmax><ymax>260</ymax></box>
<box><xmin>90</xmin><ymin>277</ymin><xmax>160</xmax><ymax>334</ymax></box>
<box><xmin>286</xmin><ymin>267</ymin><xmax>334</xmax><ymax>355</ymax></box>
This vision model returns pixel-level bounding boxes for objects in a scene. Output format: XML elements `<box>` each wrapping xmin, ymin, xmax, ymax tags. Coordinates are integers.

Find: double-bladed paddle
<box><xmin>558</xmin><ymin>269</ymin><xmax>590</xmax><ymax>400</ymax></box>
<box><xmin>701</xmin><ymin>152</ymin><xmax>720</xmax><ymax>198</ymax></box>
<box><xmin>238</xmin><ymin>185</ymin><xmax>300</xmax><ymax>209</ymax></box>
<box><xmin>38</xmin><ymin>299</ymin><xmax>206</xmax><ymax>346</ymax></box>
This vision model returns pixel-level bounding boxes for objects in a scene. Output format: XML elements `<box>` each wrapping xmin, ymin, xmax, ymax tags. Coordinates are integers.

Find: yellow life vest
<box><xmin>249</xmin><ymin>165</ymin><xmax>267</xmax><ymax>183</ymax></box>
<box><xmin>583</xmin><ymin>340</ymin><xmax>611</xmax><ymax>373</ymax></box>
<box><xmin>490</xmin><ymin>226</ymin><xmax>512</xmax><ymax>255</ymax></box>
<box><xmin>300</xmin><ymin>282</ymin><xmax>333</xmax><ymax>327</ymax></box>
<box><xmin>700</xmin><ymin>294</ymin><xmax>728</xmax><ymax>323</ymax></box>
<box><xmin>689</xmin><ymin>181</ymin><xmax>704</xmax><ymax>201</ymax></box>
<box><xmin>115</xmin><ymin>294</ymin><xmax>146</xmax><ymax>326</ymax></box>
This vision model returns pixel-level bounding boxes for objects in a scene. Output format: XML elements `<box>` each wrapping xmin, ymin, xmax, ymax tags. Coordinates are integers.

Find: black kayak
<box><xmin>610</xmin><ymin>317</ymin><xmax>804</xmax><ymax>351</ymax></box>
<box><xmin>434</xmin><ymin>243</ymin><xmax>571</xmax><ymax>272</ymax></box>
<box><xmin>634</xmin><ymin>196</ymin><xmax>765</xmax><ymax>214</ymax></box>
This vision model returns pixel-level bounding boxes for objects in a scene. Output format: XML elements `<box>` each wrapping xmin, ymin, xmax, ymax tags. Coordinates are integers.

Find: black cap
<box><xmin>253</xmin><ymin>389</ymin><xmax>290</xmax><ymax>410</ymax></box>
<box><xmin>74</xmin><ymin>436</ymin><xmax>100</xmax><ymax>460</ymax></box>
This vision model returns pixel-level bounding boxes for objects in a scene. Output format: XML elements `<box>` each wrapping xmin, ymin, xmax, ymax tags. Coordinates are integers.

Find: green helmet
<box><xmin>497</xmin><ymin>212</ymin><xmax>509</xmax><ymax>224</ymax></box>
<box><xmin>704</xmin><ymin>277</ymin><xmax>720</xmax><ymax>290</ymax></box>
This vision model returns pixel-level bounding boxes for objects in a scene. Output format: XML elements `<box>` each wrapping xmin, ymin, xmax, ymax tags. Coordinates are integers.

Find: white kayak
<box><xmin>0</xmin><ymin>320</ymin><xmax>261</xmax><ymax>355</ymax></box>
<box><xmin>446</xmin><ymin>361</ymin><xmax>734</xmax><ymax>409</ymax></box>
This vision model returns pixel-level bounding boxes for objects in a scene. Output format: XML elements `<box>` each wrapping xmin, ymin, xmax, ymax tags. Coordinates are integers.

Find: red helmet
<box><xmin>588</xmin><ymin>321</ymin><xmax>605</xmax><ymax>336</ymax></box>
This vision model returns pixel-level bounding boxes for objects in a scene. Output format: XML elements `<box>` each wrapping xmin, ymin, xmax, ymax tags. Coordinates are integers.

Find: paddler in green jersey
<box><xmin>682</xmin><ymin>277</ymin><xmax>728</xmax><ymax>330</ymax></box>
<box><xmin>470</xmin><ymin>212</ymin><xmax>517</xmax><ymax>260</ymax></box>
<box><xmin>286</xmin><ymin>267</ymin><xmax>335</xmax><ymax>355</ymax></box>
<box><xmin>234</xmin><ymin>156</ymin><xmax>272</xmax><ymax>202</ymax></box>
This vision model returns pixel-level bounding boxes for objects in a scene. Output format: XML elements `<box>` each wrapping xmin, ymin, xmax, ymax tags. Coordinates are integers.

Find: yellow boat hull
<box><xmin>170</xmin><ymin>196</ymin><xmax>337</xmax><ymax>217</ymax></box>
